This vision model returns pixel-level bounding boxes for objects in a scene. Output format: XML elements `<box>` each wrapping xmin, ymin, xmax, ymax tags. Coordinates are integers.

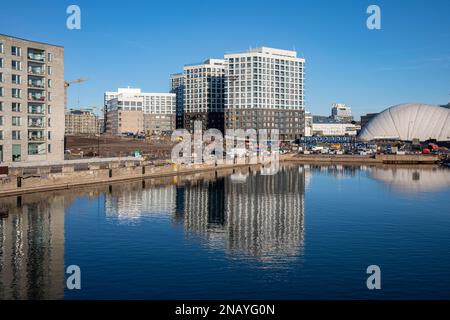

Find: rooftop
<box><xmin>0</xmin><ymin>33</ymin><xmax>64</xmax><ymax>48</ymax></box>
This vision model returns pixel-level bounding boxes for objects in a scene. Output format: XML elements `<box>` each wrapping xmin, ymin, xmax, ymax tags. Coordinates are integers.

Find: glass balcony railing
<box><xmin>28</xmin><ymin>117</ymin><xmax>45</xmax><ymax>128</ymax></box>
<box><xmin>28</xmin><ymin>66</ymin><xmax>45</xmax><ymax>75</ymax></box>
<box><xmin>28</xmin><ymin>106</ymin><xmax>45</xmax><ymax>114</ymax></box>
<box><xmin>28</xmin><ymin>130</ymin><xmax>45</xmax><ymax>141</ymax></box>
<box><xmin>28</xmin><ymin>53</ymin><xmax>45</xmax><ymax>62</ymax></box>
<box><xmin>28</xmin><ymin>94</ymin><xmax>45</xmax><ymax>102</ymax></box>
<box><xmin>28</xmin><ymin>80</ymin><xmax>45</xmax><ymax>88</ymax></box>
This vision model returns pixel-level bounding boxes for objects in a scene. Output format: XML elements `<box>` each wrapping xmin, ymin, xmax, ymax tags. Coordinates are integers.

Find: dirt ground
<box><xmin>65</xmin><ymin>135</ymin><xmax>176</xmax><ymax>160</ymax></box>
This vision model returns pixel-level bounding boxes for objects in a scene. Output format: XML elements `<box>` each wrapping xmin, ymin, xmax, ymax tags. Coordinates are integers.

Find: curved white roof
<box><xmin>359</xmin><ymin>103</ymin><xmax>450</xmax><ymax>141</ymax></box>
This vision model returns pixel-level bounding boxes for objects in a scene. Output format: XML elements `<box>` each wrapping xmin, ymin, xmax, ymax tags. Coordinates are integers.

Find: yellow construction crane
<box><xmin>64</xmin><ymin>78</ymin><xmax>89</xmax><ymax>112</ymax></box>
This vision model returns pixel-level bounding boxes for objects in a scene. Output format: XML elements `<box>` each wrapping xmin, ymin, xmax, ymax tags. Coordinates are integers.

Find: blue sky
<box><xmin>1</xmin><ymin>0</ymin><xmax>449</xmax><ymax>118</ymax></box>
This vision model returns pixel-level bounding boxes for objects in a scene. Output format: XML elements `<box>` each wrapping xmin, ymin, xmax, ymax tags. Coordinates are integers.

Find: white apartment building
<box><xmin>304</xmin><ymin>111</ymin><xmax>313</xmax><ymax>137</ymax></box>
<box><xmin>331</xmin><ymin>103</ymin><xmax>353</xmax><ymax>122</ymax></box>
<box><xmin>312</xmin><ymin>122</ymin><xmax>358</xmax><ymax>136</ymax></box>
<box><xmin>224</xmin><ymin>47</ymin><xmax>305</xmax><ymax>141</ymax></box>
<box><xmin>0</xmin><ymin>34</ymin><xmax>64</xmax><ymax>164</ymax></box>
<box><xmin>183</xmin><ymin>59</ymin><xmax>225</xmax><ymax>131</ymax></box>
<box><xmin>105</xmin><ymin>88</ymin><xmax>175</xmax><ymax>135</ymax></box>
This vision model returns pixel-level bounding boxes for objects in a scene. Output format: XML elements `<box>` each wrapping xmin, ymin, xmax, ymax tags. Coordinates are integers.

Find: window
<box><xmin>0</xmin><ymin>145</ymin><xmax>3</xmax><ymax>162</ymax></box>
<box><xmin>0</xmin><ymin>72</ymin><xmax>3</xmax><ymax>82</ymax></box>
<box><xmin>12</xmin><ymin>88</ymin><xmax>21</xmax><ymax>98</ymax></box>
<box><xmin>11</xmin><ymin>60</ymin><xmax>21</xmax><ymax>70</ymax></box>
<box><xmin>48</xmin><ymin>52</ymin><xmax>52</xmax><ymax>62</ymax></box>
<box><xmin>0</xmin><ymin>116</ymin><xmax>3</xmax><ymax>125</ymax></box>
<box><xmin>12</xmin><ymin>144</ymin><xmax>21</xmax><ymax>162</ymax></box>
<box><xmin>47</xmin><ymin>66</ymin><xmax>52</xmax><ymax>75</ymax></box>
<box><xmin>47</xmin><ymin>105</ymin><xmax>51</xmax><ymax>114</ymax></box>
<box><xmin>12</xmin><ymin>130</ymin><xmax>21</xmax><ymax>140</ymax></box>
<box><xmin>0</xmin><ymin>87</ymin><xmax>3</xmax><ymax>97</ymax></box>
<box><xmin>0</xmin><ymin>131</ymin><xmax>3</xmax><ymax>140</ymax></box>
<box><xmin>48</xmin><ymin>79</ymin><xmax>52</xmax><ymax>88</ymax></box>
<box><xmin>48</xmin><ymin>117</ymin><xmax>51</xmax><ymax>127</ymax></box>
<box><xmin>0</xmin><ymin>58</ymin><xmax>3</xmax><ymax>68</ymax></box>
<box><xmin>11</xmin><ymin>46</ymin><xmax>21</xmax><ymax>56</ymax></box>
<box><xmin>48</xmin><ymin>144</ymin><xmax>51</xmax><ymax>153</ymax></box>
<box><xmin>47</xmin><ymin>92</ymin><xmax>51</xmax><ymax>101</ymax></box>
<box><xmin>12</xmin><ymin>102</ymin><xmax>21</xmax><ymax>112</ymax></box>
<box><xmin>0</xmin><ymin>43</ymin><xmax>3</xmax><ymax>54</ymax></box>
<box><xmin>0</xmin><ymin>101</ymin><xmax>3</xmax><ymax>111</ymax></box>
<box><xmin>12</xmin><ymin>74</ymin><xmax>21</xmax><ymax>84</ymax></box>
<box><xmin>47</xmin><ymin>131</ymin><xmax>51</xmax><ymax>140</ymax></box>
<box><xmin>12</xmin><ymin>116</ymin><xmax>21</xmax><ymax>126</ymax></box>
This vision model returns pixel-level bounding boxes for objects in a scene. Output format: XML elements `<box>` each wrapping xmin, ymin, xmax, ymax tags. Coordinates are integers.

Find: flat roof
<box><xmin>0</xmin><ymin>33</ymin><xmax>64</xmax><ymax>48</ymax></box>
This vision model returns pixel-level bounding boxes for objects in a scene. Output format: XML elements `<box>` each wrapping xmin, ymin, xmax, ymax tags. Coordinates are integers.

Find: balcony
<box><xmin>28</xmin><ymin>64</ymin><xmax>45</xmax><ymax>75</ymax></box>
<box><xmin>28</xmin><ymin>130</ymin><xmax>45</xmax><ymax>142</ymax></box>
<box><xmin>28</xmin><ymin>116</ymin><xmax>45</xmax><ymax>128</ymax></box>
<box><xmin>28</xmin><ymin>142</ymin><xmax>46</xmax><ymax>155</ymax></box>
<box><xmin>28</xmin><ymin>49</ymin><xmax>45</xmax><ymax>62</ymax></box>
<box><xmin>28</xmin><ymin>90</ymin><xmax>46</xmax><ymax>102</ymax></box>
<box><xmin>28</xmin><ymin>76</ymin><xmax>45</xmax><ymax>89</ymax></box>
<box><xmin>28</xmin><ymin>105</ymin><xmax>45</xmax><ymax>114</ymax></box>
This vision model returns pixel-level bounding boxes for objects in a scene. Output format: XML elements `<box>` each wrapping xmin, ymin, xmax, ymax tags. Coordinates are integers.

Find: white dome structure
<box><xmin>359</xmin><ymin>103</ymin><xmax>450</xmax><ymax>141</ymax></box>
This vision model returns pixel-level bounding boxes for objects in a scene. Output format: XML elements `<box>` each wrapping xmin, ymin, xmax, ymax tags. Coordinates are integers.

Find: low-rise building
<box><xmin>65</xmin><ymin>109</ymin><xmax>102</xmax><ymax>135</ymax></box>
<box><xmin>105</xmin><ymin>88</ymin><xmax>175</xmax><ymax>135</ymax></box>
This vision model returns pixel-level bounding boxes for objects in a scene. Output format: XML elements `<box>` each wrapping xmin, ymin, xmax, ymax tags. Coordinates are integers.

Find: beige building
<box><xmin>105</xmin><ymin>88</ymin><xmax>175</xmax><ymax>135</ymax></box>
<box><xmin>0</xmin><ymin>34</ymin><xmax>64</xmax><ymax>164</ymax></box>
<box><xmin>65</xmin><ymin>109</ymin><xmax>102</xmax><ymax>135</ymax></box>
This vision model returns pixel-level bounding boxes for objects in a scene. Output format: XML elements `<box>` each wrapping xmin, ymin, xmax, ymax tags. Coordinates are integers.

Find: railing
<box><xmin>28</xmin><ymin>95</ymin><xmax>46</xmax><ymax>102</ymax></box>
<box><xmin>28</xmin><ymin>109</ymin><xmax>45</xmax><ymax>115</ymax></box>
<box><xmin>28</xmin><ymin>81</ymin><xmax>45</xmax><ymax>88</ymax></box>
<box><xmin>28</xmin><ymin>136</ymin><xmax>45</xmax><ymax>141</ymax></box>
<box><xmin>28</xmin><ymin>68</ymin><xmax>45</xmax><ymax>75</ymax></box>
<box><xmin>28</xmin><ymin>53</ymin><xmax>45</xmax><ymax>62</ymax></box>
<box><xmin>28</xmin><ymin>122</ymin><xmax>45</xmax><ymax>128</ymax></box>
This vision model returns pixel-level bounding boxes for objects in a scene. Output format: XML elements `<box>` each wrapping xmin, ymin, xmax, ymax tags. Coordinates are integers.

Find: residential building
<box><xmin>105</xmin><ymin>88</ymin><xmax>175</xmax><ymax>135</ymax></box>
<box><xmin>224</xmin><ymin>47</ymin><xmax>305</xmax><ymax>141</ymax></box>
<box><xmin>65</xmin><ymin>109</ymin><xmax>102</xmax><ymax>135</ymax></box>
<box><xmin>183</xmin><ymin>59</ymin><xmax>225</xmax><ymax>131</ymax></box>
<box><xmin>170</xmin><ymin>73</ymin><xmax>184</xmax><ymax>129</ymax></box>
<box><xmin>331</xmin><ymin>103</ymin><xmax>353</xmax><ymax>122</ymax></box>
<box><xmin>0</xmin><ymin>34</ymin><xmax>64</xmax><ymax>164</ymax></box>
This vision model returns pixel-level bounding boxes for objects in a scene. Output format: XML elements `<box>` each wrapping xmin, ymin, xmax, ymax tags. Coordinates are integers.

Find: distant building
<box><xmin>224</xmin><ymin>47</ymin><xmax>305</xmax><ymax>141</ymax></box>
<box><xmin>183</xmin><ymin>59</ymin><xmax>225</xmax><ymax>132</ymax></box>
<box><xmin>170</xmin><ymin>73</ymin><xmax>184</xmax><ymax>129</ymax></box>
<box><xmin>312</xmin><ymin>122</ymin><xmax>358</xmax><ymax>136</ymax></box>
<box><xmin>105</xmin><ymin>88</ymin><xmax>175</xmax><ymax>135</ymax></box>
<box><xmin>331</xmin><ymin>103</ymin><xmax>353</xmax><ymax>122</ymax></box>
<box><xmin>65</xmin><ymin>109</ymin><xmax>101</xmax><ymax>135</ymax></box>
<box><xmin>360</xmin><ymin>112</ymin><xmax>379</xmax><ymax>129</ymax></box>
<box><xmin>304</xmin><ymin>112</ymin><xmax>313</xmax><ymax>136</ymax></box>
<box><xmin>440</xmin><ymin>102</ymin><xmax>450</xmax><ymax>109</ymax></box>
<box><xmin>0</xmin><ymin>34</ymin><xmax>65</xmax><ymax>164</ymax></box>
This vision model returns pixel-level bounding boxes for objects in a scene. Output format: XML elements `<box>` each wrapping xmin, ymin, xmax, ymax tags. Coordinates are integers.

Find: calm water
<box><xmin>1</xmin><ymin>164</ymin><xmax>450</xmax><ymax>300</ymax></box>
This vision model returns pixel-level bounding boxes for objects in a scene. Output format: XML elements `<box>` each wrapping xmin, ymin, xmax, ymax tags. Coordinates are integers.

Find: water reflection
<box><xmin>0</xmin><ymin>164</ymin><xmax>449</xmax><ymax>299</ymax></box>
<box><xmin>367</xmin><ymin>166</ymin><xmax>450</xmax><ymax>193</ymax></box>
<box><xmin>0</xmin><ymin>194</ymin><xmax>65</xmax><ymax>299</ymax></box>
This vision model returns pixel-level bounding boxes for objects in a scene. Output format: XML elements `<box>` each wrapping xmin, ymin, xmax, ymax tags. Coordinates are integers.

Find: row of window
<box><xmin>0</xmin><ymin>143</ymin><xmax>52</xmax><ymax>162</ymax></box>
<box><xmin>0</xmin><ymin>58</ymin><xmax>54</xmax><ymax>74</ymax></box>
<box><xmin>0</xmin><ymin>115</ymin><xmax>51</xmax><ymax>127</ymax></box>
<box><xmin>0</xmin><ymin>101</ymin><xmax>51</xmax><ymax>113</ymax></box>
<box><xmin>227</xmin><ymin>56</ymin><xmax>303</xmax><ymax>65</ymax></box>
<box><xmin>0</xmin><ymin>130</ymin><xmax>51</xmax><ymax>140</ymax></box>
<box><xmin>0</xmin><ymin>43</ymin><xmax>53</xmax><ymax>61</ymax></box>
<box><xmin>0</xmin><ymin>87</ymin><xmax>53</xmax><ymax>100</ymax></box>
<box><xmin>0</xmin><ymin>73</ymin><xmax>52</xmax><ymax>86</ymax></box>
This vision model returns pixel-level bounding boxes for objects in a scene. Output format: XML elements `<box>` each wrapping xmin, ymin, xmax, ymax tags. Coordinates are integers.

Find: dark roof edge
<box><xmin>0</xmin><ymin>33</ymin><xmax>64</xmax><ymax>48</ymax></box>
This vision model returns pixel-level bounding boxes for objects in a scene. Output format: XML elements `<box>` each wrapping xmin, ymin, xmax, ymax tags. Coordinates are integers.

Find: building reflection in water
<box><xmin>0</xmin><ymin>193</ymin><xmax>65</xmax><ymax>299</ymax></box>
<box><xmin>178</xmin><ymin>165</ymin><xmax>306</xmax><ymax>263</ymax></box>
<box><xmin>367</xmin><ymin>166</ymin><xmax>450</xmax><ymax>193</ymax></box>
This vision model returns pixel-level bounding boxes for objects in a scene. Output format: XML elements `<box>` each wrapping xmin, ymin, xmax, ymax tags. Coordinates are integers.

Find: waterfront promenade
<box><xmin>0</xmin><ymin>153</ymin><xmax>442</xmax><ymax>197</ymax></box>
